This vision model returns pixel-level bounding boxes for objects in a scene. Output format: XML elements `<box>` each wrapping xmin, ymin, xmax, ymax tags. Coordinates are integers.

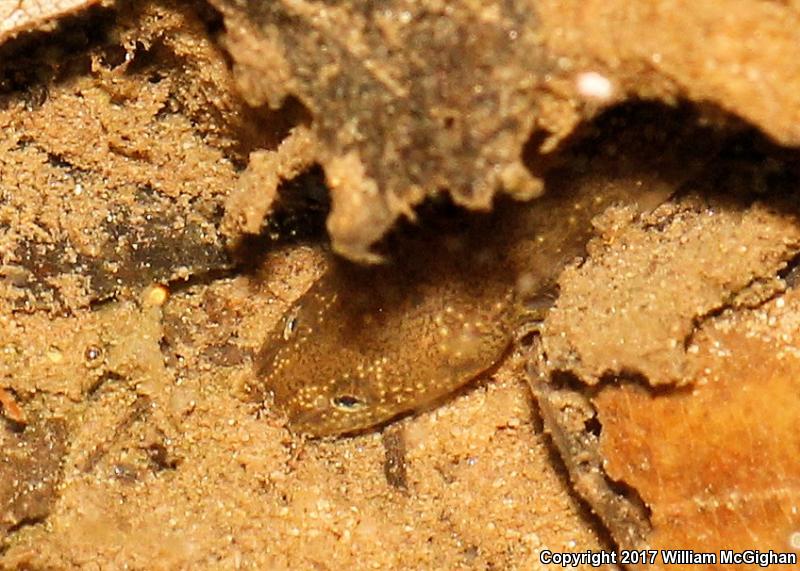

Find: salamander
<box><xmin>255</xmin><ymin>171</ymin><xmax>670</xmax><ymax>436</ymax></box>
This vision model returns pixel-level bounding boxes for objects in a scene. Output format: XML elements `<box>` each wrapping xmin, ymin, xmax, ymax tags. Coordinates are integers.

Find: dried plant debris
<box><xmin>594</xmin><ymin>288</ymin><xmax>800</xmax><ymax>568</ymax></box>
<box><xmin>532</xmin><ymin>188</ymin><xmax>800</xmax><ymax>561</ymax></box>
<box><xmin>528</xmin><ymin>370</ymin><xmax>651</xmax><ymax>550</ymax></box>
<box><xmin>214</xmin><ymin>0</ymin><xmax>564</xmax><ymax>260</ymax></box>
<box><xmin>541</xmin><ymin>196</ymin><xmax>800</xmax><ymax>386</ymax></box>
<box><xmin>9</xmin><ymin>0</ymin><xmax>800</xmax><ymax>266</ymax></box>
<box><xmin>213</xmin><ymin>0</ymin><xmax>800</xmax><ymax>259</ymax></box>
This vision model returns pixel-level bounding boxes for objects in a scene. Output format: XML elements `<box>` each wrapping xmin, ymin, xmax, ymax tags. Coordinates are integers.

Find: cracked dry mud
<box><xmin>1</xmin><ymin>0</ymin><xmax>800</xmax><ymax>569</ymax></box>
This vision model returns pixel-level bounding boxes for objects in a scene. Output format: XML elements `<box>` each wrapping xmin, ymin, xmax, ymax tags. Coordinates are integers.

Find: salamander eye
<box><xmin>282</xmin><ymin>308</ymin><xmax>301</xmax><ymax>340</ymax></box>
<box><xmin>331</xmin><ymin>395</ymin><xmax>366</xmax><ymax>412</ymax></box>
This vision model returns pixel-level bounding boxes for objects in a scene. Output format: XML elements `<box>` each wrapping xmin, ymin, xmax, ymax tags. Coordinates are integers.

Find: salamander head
<box><xmin>255</xmin><ymin>258</ymin><xmax>517</xmax><ymax>437</ymax></box>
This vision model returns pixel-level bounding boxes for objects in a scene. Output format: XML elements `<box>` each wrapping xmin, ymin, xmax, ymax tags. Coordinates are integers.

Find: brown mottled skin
<box><xmin>256</xmin><ymin>176</ymin><xmax>667</xmax><ymax>436</ymax></box>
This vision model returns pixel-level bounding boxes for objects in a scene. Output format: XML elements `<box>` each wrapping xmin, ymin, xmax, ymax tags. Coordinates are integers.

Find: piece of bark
<box><xmin>529</xmin><ymin>367</ymin><xmax>652</xmax><ymax>550</ymax></box>
<box><xmin>213</xmin><ymin>0</ymin><xmax>555</xmax><ymax>260</ymax></box>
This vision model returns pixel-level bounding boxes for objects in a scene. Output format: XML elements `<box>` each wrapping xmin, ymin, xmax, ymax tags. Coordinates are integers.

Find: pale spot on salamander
<box><xmin>256</xmin><ymin>174</ymin><xmax>672</xmax><ymax>437</ymax></box>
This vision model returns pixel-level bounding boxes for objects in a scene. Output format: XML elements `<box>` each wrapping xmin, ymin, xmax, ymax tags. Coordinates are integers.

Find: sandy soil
<box><xmin>0</xmin><ymin>1</ymin><xmax>799</xmax><ymax>570</ymax></box>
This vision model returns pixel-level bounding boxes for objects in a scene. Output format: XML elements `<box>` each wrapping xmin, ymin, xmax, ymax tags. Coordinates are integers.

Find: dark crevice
<box><xmin>227</xmin><ymin>165</ymin><xmax>331</xmax><ymax>271</ymax></box>
<box><xmin>779</xmin><ymin>253</ymin><xmax>800</xmax><ymax>288</ymax></box>
<box><xmin>159</xmin><ymin>267</ymin><xmax>239</xmax><ymax>296</ymax></box>
<box><xmin>81</xmin><ymin>394</ymin><xmax>151</xmax><ymax>473</ymax></box>
<box><xmin>583</xmin><ymin>415</ymin><xmax>602</xmax><ymax>438</ymax></box>
<box><xmin>0</xmin><ymin>5</ymin><xmax>116</xmax><ymax>98</ymax></box>
<box><xmin>147</xmin><ymin>440</ymin><xmax>179</xmax><ymax>472</ymax></box>
<box><xmin>597</xmin><ymin>371</ymin><xmax>695</xmax><ymax>398</ymax></box>
<box><xmin>6</xmin><ymin>514</ymin><xmax>48</xmax><ymax>535</ymax></box>
<box><xmin>603</xmin><ymin>475</ymin><xmax>653</xmax><ymax>522</ymax></box>
<box><xmin>86</xmin><ymin>371</ymin><xmax>126</xmax><ymax>400</ymax></box>
<box><xmin>683</xmin><ymin>273</ymin><xmax>793</xmax><ymax>351</ymax></box>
